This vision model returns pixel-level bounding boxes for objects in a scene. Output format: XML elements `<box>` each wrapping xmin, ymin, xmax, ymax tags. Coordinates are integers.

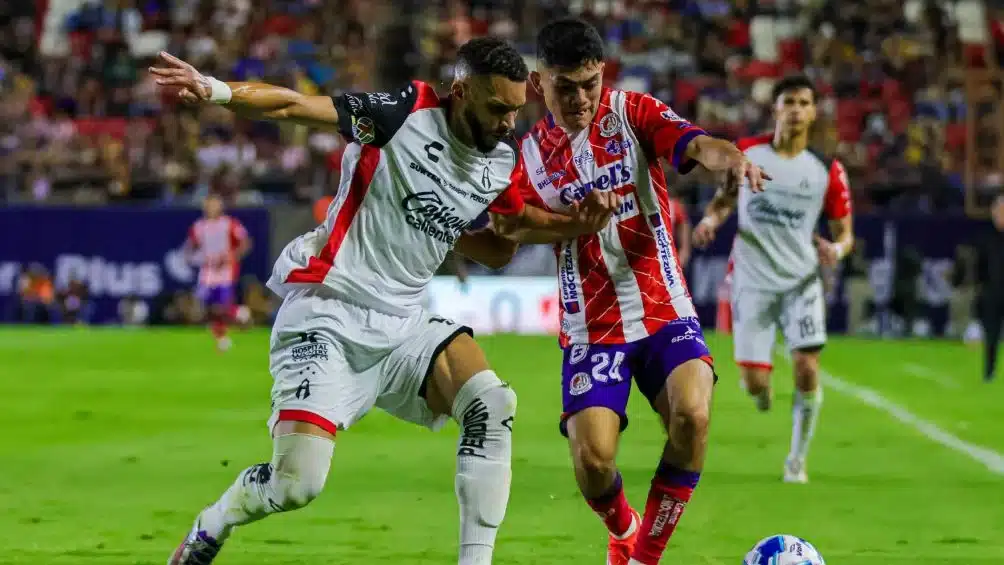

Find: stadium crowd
<box><xmin>1</xmin><ymin>0</ymin><xmax>1001</xmax><ymax>334</ymax></box>
<box><xmin>2</xmin><ymin>0</ymin><xmax>1002</xmax><ymax>212</ymax></box>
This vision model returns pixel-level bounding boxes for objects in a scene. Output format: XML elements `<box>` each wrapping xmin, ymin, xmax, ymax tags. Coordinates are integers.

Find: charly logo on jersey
<box><xmin>559</xmin><ymin>162</ymin><xmax>632</xmax><ymax>206</ymax></box>
<box><xmin>747</xmin><ymin>194</ymin><xmax>807</xmax><ymax>228</ymax></box>
<box><xmin>401</xmin><ymin>190</ymin><xmax>473</xmax><ymax>244</ymax></box>
<box><xmin>573</xmin><ymin>148</ymin><xmax>594</xmax><ymax>167</ymax></box>
<box><xmin>351</xmin><ymin>115</ymin><xmax>376</xmax><ymax>144</ymax></box>
<box><xmin>599</xmin><ymin>113</ymin><xmax>621</xmax><ymax>137</ymax></box>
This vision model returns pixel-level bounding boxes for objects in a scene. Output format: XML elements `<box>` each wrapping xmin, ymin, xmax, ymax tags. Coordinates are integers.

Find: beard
<box><xmin>465</xmin><ymin>106</ymin><xmax>509</xmax><ymax>153</ymax></box>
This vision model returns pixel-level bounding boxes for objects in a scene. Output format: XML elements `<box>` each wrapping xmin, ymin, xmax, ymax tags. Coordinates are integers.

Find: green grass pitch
<box><xmin>1</xmin><ymin>327</ymin><xmax>1002</xmax><ymax>564</ymax></box>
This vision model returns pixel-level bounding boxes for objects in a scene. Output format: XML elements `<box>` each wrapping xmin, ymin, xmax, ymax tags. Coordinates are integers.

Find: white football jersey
<box><xmin>732</xmin><ymin>135</ymin><xmax>851</xmax><ymax>291</ymax></box>
<box><xmin>267</xmin><ymin>81</ymin><xmax>526</xmax><ymax>316</ymax></box>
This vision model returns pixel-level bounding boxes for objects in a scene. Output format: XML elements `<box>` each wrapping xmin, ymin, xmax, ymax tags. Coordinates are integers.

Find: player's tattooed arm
<box><xmin>454</xmin><ymin>231</ymin><xmax>520</xmax><ymax>270</ymax></box>
<box><xmin>149</xmin><ymin>52</ymin><xmax>339</xmax><ymax>129</ymax></box>
<box><xmin>492</xmin><ymin>191</ymin><xmax>622</xmax><ymax>244</ymax></box>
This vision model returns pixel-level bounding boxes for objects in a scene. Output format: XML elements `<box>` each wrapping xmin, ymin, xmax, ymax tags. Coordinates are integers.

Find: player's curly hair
<box><xmin>772</xmin><ymin>75</ymin><xmax>817</xmax><ymax>102</ymax></box>
<box><xmin>536</xmin><ymin>17</ymin><xmax>605</xmax><ymax>69</ymax></box>
<box><xmin>456</xmin><ymin>37</ymin><xmax>529</xmax><ymax>82</ymax></box>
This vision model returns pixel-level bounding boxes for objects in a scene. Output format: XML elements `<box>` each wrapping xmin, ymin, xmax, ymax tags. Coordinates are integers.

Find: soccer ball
<box><xmin>743</xmin><ymin>535</ymin><xmax>825</xmax><ymax>565</ymax></box>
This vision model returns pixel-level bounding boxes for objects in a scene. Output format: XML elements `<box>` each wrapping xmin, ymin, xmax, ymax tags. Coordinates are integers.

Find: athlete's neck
<box><xmin>447</xmin><ymin>102</ymin><xmax>477</xmax><ymax>149</ymax></box>
<box><xmin>772</xmin><ymin>129</ymin><xmax>809</xmax><ymax>158</ymax></box>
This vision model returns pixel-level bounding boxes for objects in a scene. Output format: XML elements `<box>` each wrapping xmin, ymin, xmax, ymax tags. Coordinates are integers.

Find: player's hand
<box><xmin>814</xmin><ymin>234</ymin><xmax>840</xmax><ymax>267</ymax></box>
<box><xmin>723</xmin><ymin>154</ymin><xmax>770</xmax><ymax>195</ymax></box>
<box><xmin>693</xmin><ymin>217</ymin><xmax>717</xmax><ymax>248</ymax></box>
<box><xmin>569</xmin><ymin>189</ymin><xmax>621</xmax><ymax>234</ymax></box>
<box><xmin>149</xmin><ymin>51</ymin><xmax>212</xmax><ymax>104</ymax></box>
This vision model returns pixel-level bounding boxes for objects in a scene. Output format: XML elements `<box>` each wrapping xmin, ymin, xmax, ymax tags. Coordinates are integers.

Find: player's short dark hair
<box><xmin>537</xmin><ymin>17</ymin><xmax>605</xmax><ymax>69</ymax></box>
<box><xmin>772</xmin><ymin>75</ymin><xmax>816</xmax><ymax>103</ymax></box>
<box><xmin>456</xmin><ymin>37</ymin><xmax>529</xmax><ymax>82</ymax></box>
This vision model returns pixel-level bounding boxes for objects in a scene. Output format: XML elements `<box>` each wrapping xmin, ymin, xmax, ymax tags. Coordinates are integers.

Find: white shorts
<box><xmin>731</xmin><ymin>276</ymin><xmax>827</xmax><ymax>370</ymax></box>
<box><xmin>266</xmin><ymin>286</ymin><xmax>471</xmax><ymax>434</ymax></box>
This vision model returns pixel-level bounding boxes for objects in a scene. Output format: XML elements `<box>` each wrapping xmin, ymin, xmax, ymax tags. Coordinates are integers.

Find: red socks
<box><xmin>630</xmin><ymin>462</ymin><xmax>701</xmax><ymax>565</ymax></box>
<box><xmin>585</xmin><ymin>473</ymin><xmax>634</xmax><ymax>536</ymax></box>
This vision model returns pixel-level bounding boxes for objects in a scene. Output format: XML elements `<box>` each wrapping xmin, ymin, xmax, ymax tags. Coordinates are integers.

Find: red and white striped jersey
<box><xmin>520</xmin><ymin>88</ymin><xmax>708</xmax><ymax>346</ymax></box>
<box><xmin>267</xmin><ymin>81</ymin><xmax>526</xmax><ymax>316</ymax></box>
<box><xmin>187</xmin><ymin>215</ymin><xmax>249</xmax><ymax>286</ymax></box>
<box><xmin>732</xmin><ymin>135</ymin><xmax>852</xmax><ymax>291</ymax></box>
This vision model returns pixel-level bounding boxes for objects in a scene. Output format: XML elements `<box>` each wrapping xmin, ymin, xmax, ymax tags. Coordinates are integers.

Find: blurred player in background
<box><xmin>694</xmin><ymin>75</ymin><xmax>855</xmax><ymax>484</ymax></box>
<box><xmin>152</xmin><ymin>36</ymin><xmax>610</xmax><ymax>565</ymax></box>
<box><xmin>184</xmin><ymin>194</ymin><xmax>251</xmax><ymax>352</ymax></box>
<box><xmin>494</xmin><ymin>18</ymin><xmax>768</xmax><ymax>565</ymax></box>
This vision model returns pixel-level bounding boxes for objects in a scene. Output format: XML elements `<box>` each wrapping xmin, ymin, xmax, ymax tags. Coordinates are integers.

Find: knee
<box><xmin>670</xmin><ymin>400</ymin><xmax>711</xmax><ymax>443</ymax></box>
<box><xmin>741</xmin><ymin>367</ymin><xmax>771</xmax><ymax>395</ymax></box>
<box><xmin>272</xmin><ymin>434</ymin><xmax>334</xmax><ymax>510</ymax></box>
<box><xmin>456</xmin><ymin>377</ymin><xmax>517</xmax><ymax>461</ymax></box>
<box><xmin>573</xmin><ymin>438</ymin><xmax>617</xmax><ymax>478</ymax></box>
<box><xmin>275</xmin><ymin>469</ymin><xmax>325</xmax><ymax>510</ymax></box>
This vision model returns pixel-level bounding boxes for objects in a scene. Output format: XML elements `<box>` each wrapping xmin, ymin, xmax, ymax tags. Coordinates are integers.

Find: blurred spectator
<box><xmin>118</xmin><ymin>294</ymin><xmax>150</xmax><ymax>326</ymax></box>
<box><xmin>57</xmin><ymin>278</ymin><xmax>94</xmax><ymax>325</ymax></box>
<box><xmin>0</xmin><ymin>0</ymin><xmax>997</xmax><ymax>215</ymax></box>
<box><xmin>12</xmin><ymin>264</ymin><xmax>57</xmax><ymax>323</ymax></box>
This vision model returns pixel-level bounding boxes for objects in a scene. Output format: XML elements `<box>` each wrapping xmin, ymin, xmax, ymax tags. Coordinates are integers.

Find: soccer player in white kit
<box><xmin>694</xmin><ymin>75</ymin><xmax>855</xmax><ymax>484</ymax></box>
<box><xmin>150</xmin><ymin>38</ymin><xmax>612</xmax><ymax>565</ymax></box>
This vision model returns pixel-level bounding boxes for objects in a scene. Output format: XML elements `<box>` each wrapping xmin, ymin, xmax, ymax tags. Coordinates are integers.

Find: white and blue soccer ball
<box><xmin>743</xmin><ymin>535</ymin><xmax>825</xmax><ymax>565</ymax></box>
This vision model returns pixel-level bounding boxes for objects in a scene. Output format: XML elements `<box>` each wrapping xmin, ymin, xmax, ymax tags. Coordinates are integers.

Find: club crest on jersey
<box><xmin>569</xmin><ymin>372</ymin><xmax>592</xmax><ymax>396</ymax></box>
<box><xmin>559</xmin><ymin>162</ymin><xmax>632</xmax><ymax>206</ymax></box>
<box><xmin>599</xmin><ymin>113</ymin><xmax>621</xmax><ymax>137</ymax></box>
<box><xmin>351</xmin><ymin>116</ymin><xmax>376</xmax><ymax>144</ymax></box>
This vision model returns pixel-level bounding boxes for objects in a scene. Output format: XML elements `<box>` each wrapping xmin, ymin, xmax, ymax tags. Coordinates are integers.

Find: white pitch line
<box><xmin>818</xmin><ymin>366</ymin><xmax>1004</xmax><ymax>476</ymax></box>
<box><xmin>902</xmin><ymin>362</ymin><xmax>960</xmax><ymax>389</ymax></box>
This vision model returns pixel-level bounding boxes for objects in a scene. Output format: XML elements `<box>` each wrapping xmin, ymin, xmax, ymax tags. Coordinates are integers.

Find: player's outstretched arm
<box><xmin>493</xmin><ymin>191</ymin><xmax>621</xmax><ymax>244</ymax></box>
<box><xmin>454</xmin><ymin>230</ymin><xmax>520</xmax><ymax>270</ymax></box>
<box><xmin>149</xmin><ymin>52</ymin><xmax>338</xmax><ymax>129</ymax></box>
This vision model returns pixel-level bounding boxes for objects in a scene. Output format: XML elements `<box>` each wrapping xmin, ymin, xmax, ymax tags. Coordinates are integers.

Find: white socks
<box><xmin>198</xmin><ymin>433</ymin><xmax>334</xmax><ymax>542</ymax></box>
<box><xmin>789</xmin><ymin>387</ymin><xmax>822</xmax><ymax>463</ymax></box>
<box><xmin>452</xmin><ymin>370</ymin><xmax>517</xmax><ymax>565</ymax></box>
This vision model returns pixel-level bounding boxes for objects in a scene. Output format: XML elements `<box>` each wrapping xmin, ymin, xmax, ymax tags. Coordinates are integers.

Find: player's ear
<box><xmin>529</xmin><ymin>71</ymin><xmax>543</xmax><ymax>94</ymax></box>
<box><xmin>450</xmin><ymin>80</ymin><xmax>466</xmax><ymax>100</ymax></box>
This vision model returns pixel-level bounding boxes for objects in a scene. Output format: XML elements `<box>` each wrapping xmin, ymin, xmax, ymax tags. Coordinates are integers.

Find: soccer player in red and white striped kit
<box><xmin>493</xmin><ymin>18</ymin><xmax>768</xmax><ymax>565</ymax></box>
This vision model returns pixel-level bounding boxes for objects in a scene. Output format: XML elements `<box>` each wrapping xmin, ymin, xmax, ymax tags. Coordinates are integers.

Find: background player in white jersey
<box><xmin>694</xmin><ymin>75</ymin><xmax>855</xmax><ymax>484</ymax></box>
<box><xmin>495</xmin><ymin>19</ymin><xmax>768</xmax><ymax>565</ymax></box>
<box><xmin>151</xmin><ymin>38</ymin><xmax>609</xmax><ymax>565</ymax></box>
<box><xmin>183</xmin><ymin>194</ymin><xmax>251</xmax><ymax>352</ymax></box>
